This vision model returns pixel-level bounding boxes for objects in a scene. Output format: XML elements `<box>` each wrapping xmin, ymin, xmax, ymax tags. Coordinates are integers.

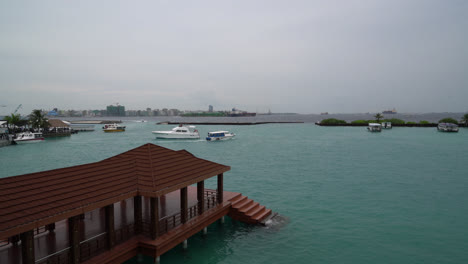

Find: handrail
<box><xmin>80</xmin><ymin>232</ymin><xmax>107</xmax><ymax>244</ymax></box>
<box><xmin>35</xmin><ymin>246</ymin><xmax>70</xmax><ymax>263</ymax></box>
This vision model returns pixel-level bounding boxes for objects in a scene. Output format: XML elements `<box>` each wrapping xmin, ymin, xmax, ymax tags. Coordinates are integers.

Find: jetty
<box><xmin>0</xmin><ymin>144</ymin><xmax>274</xmax><ymax>264</ymax></box>
<box><xmin>157</xmin><ymin>121</ymin><xmax>304</xmax><ymax>125</ymax></box>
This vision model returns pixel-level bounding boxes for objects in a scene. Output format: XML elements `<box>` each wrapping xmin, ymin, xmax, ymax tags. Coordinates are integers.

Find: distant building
<box><xmin>106</xmin><ymin>105</ymin><xmax>126</xmax><ymax>116</ymax></box>
<box><xmin>208</xmin><ymin>105</ymin><xmax>213</xmax><ymax>112</ymax></box>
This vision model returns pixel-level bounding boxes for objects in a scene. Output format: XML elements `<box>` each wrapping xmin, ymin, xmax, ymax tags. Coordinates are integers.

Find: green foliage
<box><xmin>4</xmin><ymin>113</ymin><xmax>21</xmax><ymax>129</ymax></box>
<box><xmin>374</xmin><ymin>113</ymin><xmax>384</xmax><ymax>122</ymax></box>
<box><xmin>462</xmin><ymin>113</ymin><xmax>468</xmax><ymax>124</ymax></box>
<box><xmin>438</xmin><ymin>117</ymin><xmax>458</xmax><ymax>124</ymax></box>
<box><xmin>383</xmin><ymin>118</ymin><xmax>405</xmax><ymax>125</ymax></box>
<box><xmin>406</xmin><ymin>121</ymin><xmax>417</xmax><ymax>125</ymax></box>
<box><xmin>29</xmin><ymin>109</ymin><xmax>49</xmax><ymax>129</ymax></box>
<box><xmin>419</xmin><ymin>120</ymin><xmax>430</xmax><ymax>124</ymax></box>
<box><xmin>351</xmin><ymin>120</ymin><xmax>368</xmax><ymax>125</ymax></box>
<box><xmin>320</xmin><ymin>118</ymin><xmax>347</xmax><ymax>125</ymax></box>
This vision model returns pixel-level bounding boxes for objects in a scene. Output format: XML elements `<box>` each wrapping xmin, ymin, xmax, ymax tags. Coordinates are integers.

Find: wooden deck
<box><xmin>0</xmin><ymin>188</ymin><xmax>241</xmax><ymax>264</ymax></box>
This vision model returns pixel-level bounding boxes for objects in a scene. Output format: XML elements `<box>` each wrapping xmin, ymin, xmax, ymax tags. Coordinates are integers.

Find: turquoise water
<box><xmin>1</xmin><ymin>122</ymin><xmax>467</xmax><ymax>263</ymax></box>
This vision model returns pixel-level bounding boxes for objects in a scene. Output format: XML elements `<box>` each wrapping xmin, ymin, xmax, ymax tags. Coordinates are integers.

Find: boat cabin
<box><xmin>367</xmin><ymin>123</ymin><xmax>382</xmax><ymax>132</ymax></box>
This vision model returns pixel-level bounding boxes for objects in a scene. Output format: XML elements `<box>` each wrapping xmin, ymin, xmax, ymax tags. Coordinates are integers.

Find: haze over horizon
<box><xmin>1</xmin><ymin>0</ymin><xmax>467</xmax><ymax>115</ymax></box>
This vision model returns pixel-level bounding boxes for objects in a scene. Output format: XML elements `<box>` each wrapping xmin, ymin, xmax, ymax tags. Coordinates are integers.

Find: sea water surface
<box><xmin>1</xmin><ymin>121</ymin><xmax>467</xmax><ymax>264</ymax></box>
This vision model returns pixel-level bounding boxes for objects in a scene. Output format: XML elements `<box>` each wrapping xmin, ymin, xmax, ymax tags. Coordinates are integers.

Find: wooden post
<box><xmin>197</xmin><ymin>181</ymin><xmax>205</xmax><ymax>215</ymax></box>
<box><xmin>134</xmin><ymin>195</ymin><xmax>142</xmax><ymax>235</ymax></box>
<box><xmin>217</xmin><ymin>173</ymin><xmax>224</xmax><ymax>204</ymax></box>
<box><xmin>46</xmin><ymin>223</ymin><xmax>56</xmax><ymax>231</ymax></box>
<box><xmin>150</xmin><ymin>197</ymin><xmax>160</xmax><ymax>240</ymax></box>
<box><xmin>68</xmin><ymin>215</ymin><xmax>80</xmax><ymax>264</ymax></box>
<box><xmin>20</xmin><ymin>230</ymin><xmax>34</xmax><ymax>264</ymax></box>
<box><xmin>105</xmin><ymin>204</ymin><xmax>115</xmax><ymax>249</ymax></box>
<box><xmin>180</xmin><ymin>187</ymin><xmax>188</xmax><ymax>223</ymax></box>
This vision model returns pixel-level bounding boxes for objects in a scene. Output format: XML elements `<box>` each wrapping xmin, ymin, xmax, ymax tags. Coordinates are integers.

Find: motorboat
<box><xmin>13</xmin><ymin>132</ymin><xmax>44</xmax><ymax>143</ymax></box>
<box><xmin>102</xmin><ymin>123</ymin><xmax>126</xmax><ymax>132</ymax></box>
<box><xmin>152</xmin><ymin>125</ymin><xmax>200</xmax><ymax>139</ymax></box>
<box><xmin>367</xmin><ymin>123</ymin><xmax>382</xmax><ymax>132</ymax></box>
<box><xmin>206</xmin><ymin>131</ymin><xmax>235</xmax><ymax>141</ymax></box>
<box><xmin>437</xmin><ymin>123</ymin><xmax>459</xmax><ymax>132</ymax></box>
<box><xmin>381</xmin><ymin>122</ymin><xmax>392</xmax><ymax>129</ymax></box>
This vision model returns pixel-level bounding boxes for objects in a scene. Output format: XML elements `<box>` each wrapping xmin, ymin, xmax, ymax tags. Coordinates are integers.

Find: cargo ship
<box><xmin>228</xmin><ymin>108</ymin><xmax>256</xmax><ymax>117</ymax></box>
<box><xmin>382</xmin><ymin>108</ymin><xmax>397</xmax><ymax>114</ymax></box>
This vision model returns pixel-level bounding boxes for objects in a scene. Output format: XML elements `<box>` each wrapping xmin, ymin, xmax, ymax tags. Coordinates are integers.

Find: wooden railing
<box><xmin>115</xmin><ymin>223</ymin><xmax>135</xmax><ymax>245</ymax></box>
<box><xmin>79</xmin><ymin>232</ymin><xmax>108</xmax><ymax>262</ymax></box>
<box><xmin>35</xmin><ymin>247</ymin><xmax>70</xmax><ymax>264</ymax></box>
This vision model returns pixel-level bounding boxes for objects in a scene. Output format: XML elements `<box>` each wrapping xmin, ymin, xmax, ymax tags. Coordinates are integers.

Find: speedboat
<box><xmin>437</xmin><ymin>123</ymin><xmax>459</xmax><ymax>132</ymax></box>
<box><xmin>103</xmin><ymin>123</ymin><xmax>126</xmax><ymax>132</ymax></box>
<box><xmin>13</xmin><ymin>132</ymin><xmax>44</xmax><ymax>143</ymax></box>
<box><xmin>367</xmin><ymin>123</ymin><xmax>382</xmax><ymax>132</ymax></box>
<box><xmin>152</xmin><ymin>125</ymin><xmax>200</xmax><ymax>139</ymax></box>
<box><xmin>206</xmin><ymin>131</ymin><xmax>235</xmax><ymax>141</ymax></box>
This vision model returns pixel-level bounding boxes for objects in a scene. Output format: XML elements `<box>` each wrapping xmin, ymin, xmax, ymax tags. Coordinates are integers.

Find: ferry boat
<box><xmin>13</xmin><ymin>132</ymin><xmax>44</xmax><ymax>143</ymax></box>
<box><xmin>367</xmin><ymin>123</ymin><xmax>382</xmax><ymax>132</ymax></box>
<box><xmin>382</xmin><ymin>108</ymin><xmax>397</xmax><ymax>114</ymax></box>
<box><xmin>152</xmin><ymin>125</ymin><xmax>200</xmax><ymax>139</ymax></box>
<box><xmin>102</xmin><ymin>123</ymin><xmax>126</xmax><ymax>132</ymax></box>
<box><xmin>437</xmin><ymin>123</ymin><xmax>459</xmax><ymax>132</ymax></box>
<box><xmin>206</xmin><ymin>131</ymin><xmax>235</xmax><ymax>141</ymax></box>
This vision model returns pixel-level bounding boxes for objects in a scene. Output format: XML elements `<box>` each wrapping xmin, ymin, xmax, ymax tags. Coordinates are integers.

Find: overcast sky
<box><xmin>1</xmin><ymin>0</ymin><xmax>467</xmax><ymax>115</ymax></box>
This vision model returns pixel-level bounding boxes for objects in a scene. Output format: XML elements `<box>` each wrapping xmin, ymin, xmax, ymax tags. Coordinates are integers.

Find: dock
<box><xmin>0</xmin><ymin>144</ymin><xmax>274</xmax><ymax>264</ymax></box>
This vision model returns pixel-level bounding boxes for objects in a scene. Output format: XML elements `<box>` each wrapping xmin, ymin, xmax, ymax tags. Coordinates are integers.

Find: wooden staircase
<box><xmin>228</xmin><ymin>195</ymin><xmax>273</xmax><ymax>225</ymax></box>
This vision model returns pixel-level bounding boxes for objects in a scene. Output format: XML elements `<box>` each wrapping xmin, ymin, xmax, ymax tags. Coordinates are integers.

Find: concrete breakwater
<box><xmin>157</xmin><ymin>121</ymin><xmax>304</xmax><ymax>125</ymax></box>
<box><xmin>316</xmin><ymin>123</ymin><xmax>443</xmax><ymax>127</ymax></box>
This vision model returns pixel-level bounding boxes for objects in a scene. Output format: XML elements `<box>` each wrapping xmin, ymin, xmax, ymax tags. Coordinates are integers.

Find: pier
<box><xmin>0</xmin><ymin>143</ymin><xmax>273</xmax><ymax>264</ymax></box>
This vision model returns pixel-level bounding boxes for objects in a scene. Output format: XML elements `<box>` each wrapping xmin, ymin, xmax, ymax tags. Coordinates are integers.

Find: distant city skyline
<box><xmin>1</xmin><ymin>1</ymin><xmax>467</xmax><ymax>115</ymax></box>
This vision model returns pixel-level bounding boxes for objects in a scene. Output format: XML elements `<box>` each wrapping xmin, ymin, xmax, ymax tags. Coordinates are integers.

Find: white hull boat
<box><xmin>152</xmin><ymin>125</ymin><xmax>200</xmax><ymax>139</ymax></box>
<box><xmin>437</xmin><ymin>123</ymin><xmax>458</xmax><ymax>132</ymax></box>
<box><xmin>367</xmin><ymin>123</ymin><xmax>382</xmax><ymax>132</ymax></box>
<box><xmin>103</xmin><ymin>123</ymin><xmax>126</xmax><ymax>132</ymax></box>
<box><xmin>206</xmin><ymin>131</ymin><xmax>235</xmax><ymax>141</ymax></box>
<box><xmin>14</xmin><ymin>132</ymin><xmax>44</xmax><ymax>143</ymax></box>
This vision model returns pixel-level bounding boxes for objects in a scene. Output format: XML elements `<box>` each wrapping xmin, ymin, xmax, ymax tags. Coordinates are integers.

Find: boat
<box><xmin>102</xmin><ymin>123</ymin><xmax>126</xmax><ymax>132</ymax></box>
<box><xmin>367</xmin><ymin>123</ymin><xmax>382</xmax><ymax>132</ymax></box>
<box><xmin>13</xmin><ymin>132</ymin><xmax>44</xmax><ymax>143</ymax></box>
<box><xmin>206</xmin><ymin>131</ymin><xmax>235</xmax><ymax>141</ymax></box>
<box><xmin>382</xmin><ymin>108</ymin><xmax>397</xmax><ymax>114</ymax></box>
<box><xmin>437</xmin><ymin>123</ymin><xmax>459</xmax><ymax>132</ymax></box>
<box><xmin>381</xmin><ymin>122</ymin><xmax>392</xmax><ymax>129</ymax></box>
<box><xmin>152</xmin><ymin>125</ymin><xmax>200</xmax><ymax>139</ymax></box>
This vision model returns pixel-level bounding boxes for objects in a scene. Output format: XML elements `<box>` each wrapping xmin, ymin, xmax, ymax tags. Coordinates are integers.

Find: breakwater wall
<box><xmin>316</xmin><ymin>123</ymin><xmax>442</xmax><ymax>127</ymax></box>
<box><xmin>157</xmin><ymin>121</ymin><xmax>304</xmax><ymax>125</ymax></box>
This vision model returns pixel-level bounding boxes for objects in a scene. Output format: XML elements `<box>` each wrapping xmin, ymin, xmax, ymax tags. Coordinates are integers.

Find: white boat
<box><xmin>437</xmin><ymin>123</ymin><xmax>459</xmax><ymax>132</ymax></box>
<box><xmin>206</xmin><ymin>131</ymin><xmax>235</xmax><ymax>141</ymax></box>
<box><xmin>367</xmin><ymin>123</ymin><xmax>382</xmax><ymax>132</ymax></box>
<box><xmin>102</xmin><ymin>123</ymin><xmax>126</xmax><ymax>132</ymax></box>
<box><xmin>152</xmin><ymin>125</ymin><xmax>200</xmax><ymax>139</ymax></box>
<box><xmin>13</xmin><ymin>132</ymin><xmax>44</xmax><ymax>143</ymax></box>
<box><xmin>381</xmin><ymin>122</ymin><xmax>392</xmax><ymax>129</ymax></box>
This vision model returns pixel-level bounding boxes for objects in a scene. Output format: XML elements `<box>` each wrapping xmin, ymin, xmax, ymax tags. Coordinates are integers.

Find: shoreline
<box><xmin>156</xmin><ymin>121</ymin><xmax>304</xmax><ymax>125</ymax></box>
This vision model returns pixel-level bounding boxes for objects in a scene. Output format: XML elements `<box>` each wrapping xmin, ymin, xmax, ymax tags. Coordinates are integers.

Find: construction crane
<box><xmin>13</xmin><ymin>104</ymin><xmax>22</xmax><ymax>114</ymax></box>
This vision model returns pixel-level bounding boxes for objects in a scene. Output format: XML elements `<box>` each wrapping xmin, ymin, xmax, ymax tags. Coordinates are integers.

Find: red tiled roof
<box><xmin>0</xmin><ymin>143</ymin><xmax>230</xmax><ymax>239</ymax></box>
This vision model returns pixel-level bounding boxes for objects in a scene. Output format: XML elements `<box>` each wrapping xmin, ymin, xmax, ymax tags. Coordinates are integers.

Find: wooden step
<box><xmin>246</xmin><ymin>205</ymin><xmax>265</xmax><ymax>217</ymax></box>
<box><xmin>239</xmin><ymin>201</ymin><xmax>258</xmax><ymax>213</ymax></box>
<box><xmin>259</xmin><ymin>212</ymin><xmax>278</xmax><ymax>226</ymax></box>
<box><xmin>231</xmin><ymin>196</ymin><xmax>248</xmax><ymax>207</ymax></box>
<box><xmin>234</xmin><ymin>199</ymin><xmax>253</xmax><ymax>210</ymax></box>
<box><xmin>252</xmin><ymin>208</ymin><xmax>272</xmax><ymax>223</ymax></box>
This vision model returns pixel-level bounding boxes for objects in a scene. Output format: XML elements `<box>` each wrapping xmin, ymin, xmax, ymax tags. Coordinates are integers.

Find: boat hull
<box><xmin>14</xmin><ymin>138</ymin><xmax>44</xmax><ymax>144</ymax></box>
<box><xmin>153</xmin><ymin>132</ymin><xmax>200</xmax><ymax>139</ymax></box>
<box><xmin>104</xmin><ymin>129</ymin><xmax>125</xmax><ymax>133</ymax></box>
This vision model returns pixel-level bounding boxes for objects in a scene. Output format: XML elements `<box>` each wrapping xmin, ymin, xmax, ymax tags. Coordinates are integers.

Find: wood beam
<box><xmin>150</xmin><ymin>197</ymin><xmax>160</xmax><ymax>240</ymax></box>
<box><xmin>68</xmin><ymin>215</ymin><xmax>80</xmax><ymax>264</ymax></box>
<box><xmin>20</xmin><ymin>230</ymin><xmax>34</xmax><ymax>264</ymax></box>
<box><xmin>105</xmin><ymin>204</ymin><xmax>115</xmax><ymax>249</ymax></box>
<box><xmin>197</xmin><ymin>181</ymin><xmax>205</xmax><ymax>215</ymax></box>
<box><xmin>217</xmin><ymin>173</ymin><xmax>224</xmax><ymax>204</ymax></box>
<box><xmin>180</xmin><ymin>187</ymin><xmax>188</xmax><ymax>223</ymax></box>
<box><xmin>134</xmin><ymin>196</ymin><xmax>142</xmax><ymax>235</ymax></box>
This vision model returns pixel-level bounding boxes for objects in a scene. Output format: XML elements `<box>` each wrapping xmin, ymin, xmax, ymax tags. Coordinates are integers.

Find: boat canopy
<box><xmin>368</xmin><ymin>123</ymin><xmax>382</xmax><ymax>127</ymax></box>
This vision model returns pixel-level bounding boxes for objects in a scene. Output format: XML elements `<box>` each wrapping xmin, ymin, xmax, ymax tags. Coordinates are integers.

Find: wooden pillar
<box><xmin>105</xmin><ymin>204</ymin><xmax>115</xmax><ymax>249</ymax></box>
<box><xmin>68</xmin><ymin>216</ymin><xmax>80</xmax><ymax>264</ymax></box>
<box><xmin>217</xmin><ymin>173</ymin><xmax>224</xmax><ymax>204</ymax></box>
<box><xmin>134</xmin><ymin>195</ymin><xmax>142</xmax><ymax>235</ymax></box>
<box><xmin>150</xmin><ymin>197</ymin><xmax>160</xmax><ymax>240</ymax></box>
<box><xmin>20</xmin><ymin>230</ymin><xmax>34</xmax><ymax>264</ymax></box>
<box><xmin>46</xmin><ymin>223</ymin><xmax>56</xmax><ymax>231</ymax></box>
<box><xmin>10</xmin><ymin>234</ymin><xmax>20</xmax><ymax>245</ymax></box>
<box><xmin>197</xmin><ymin>181</ymin><xmax>205</xmax><ymax>215</ymax></box>
<box><xmin>180</xmin><ymin>187</ymin><xmax>188</xmax><ymax>224</ymax></box>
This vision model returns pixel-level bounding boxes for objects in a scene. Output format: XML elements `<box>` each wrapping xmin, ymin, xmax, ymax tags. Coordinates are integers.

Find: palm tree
<box><xmin>374</xmin><ymin>113</ymin><xmax>384</xmax><ymax>122</ymax></box>
<box><xmin>29</xmin><ymin>109</ymin><xmax>48</xmax><ymax>131</ymax></box>
<box><xmin>4</xmin><ymin>113</ymin><xmax>21</xmax><ymax>133</ymax></box>
<box><xmin>462</xmin><ymin>113</ymin><xmax>468</xmax><ymax>127</ymax></box>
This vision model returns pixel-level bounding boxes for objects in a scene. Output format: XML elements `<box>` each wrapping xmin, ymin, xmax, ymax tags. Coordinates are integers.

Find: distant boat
<box><xmin>320</xmin><ymin>112</ymin><xmax>328</xmax><ymax>115</ymax></box>
<box><xmin>437</xmin><ymin>123</ymin><xmax>458</xmax><ymax>132</ymax></box>
<box><xmin>152</xmin><ymin>125</ymin><xmax>200</xmax><ymax>139</ymax></box>
<box><xmin>367</xmin><ymin>123</ymin><xmax>382</xmax><ymax>132</ymax></box>
<box><xmin>206</xmin><ymin>131</ymin><xmax>235</xmax><ymax>141</ymax></box>
<box><xmin>381</xmin><ymin>122</ymin><xmax>392</xmax><ymax>129</ymax></box>
<box><xmin>382</xmin><ymin>108</ymin><xmax>397</xmax><ymax>114</ymax></box>
<box><xmin>103</xmin><ymin>123</ymin><xmax>126</xmax><ymax>132</ymax></box>
<box><xmin>13</xmin><ymin>132</ymin><xmax>44</xmax><ymax>143</ymax></box>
